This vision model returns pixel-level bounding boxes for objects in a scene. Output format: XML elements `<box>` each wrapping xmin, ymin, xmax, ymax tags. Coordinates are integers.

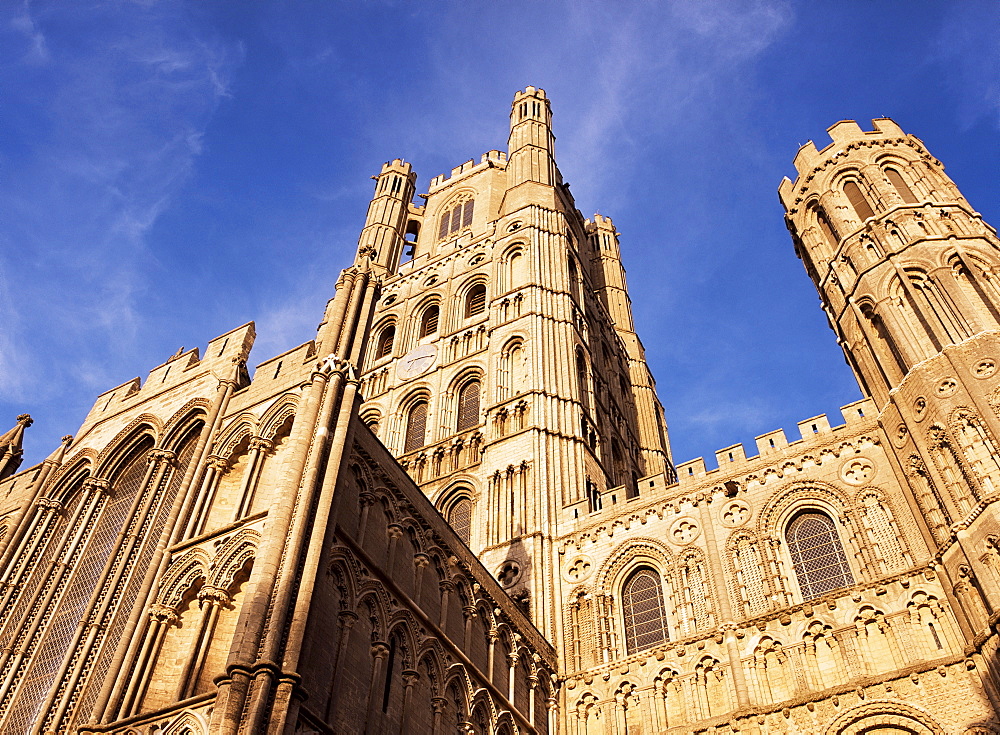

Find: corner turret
<box><xmin>0</xmin><ymin>414</ymin><xmax>32</xmax><ymax>481</ymax></box>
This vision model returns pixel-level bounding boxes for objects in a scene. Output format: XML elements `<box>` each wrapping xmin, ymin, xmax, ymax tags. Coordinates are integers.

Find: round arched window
<box><xmin>787</xmin><ymin>511</ymin><xmax>854</xmax><ymax>600</ymax></box>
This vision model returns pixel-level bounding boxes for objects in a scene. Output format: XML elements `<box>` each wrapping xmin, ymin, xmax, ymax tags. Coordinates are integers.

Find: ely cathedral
<box><xmin>1</xmin><ymin>87</ymin><xmax>999</xmax><ymax>734</ymax></box>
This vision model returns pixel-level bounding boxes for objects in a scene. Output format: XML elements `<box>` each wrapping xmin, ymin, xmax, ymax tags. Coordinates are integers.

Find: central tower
<box><xmin>356</xmin><ymin>87</ymin><xmax>673</xmax><ymax>638</ymax></box>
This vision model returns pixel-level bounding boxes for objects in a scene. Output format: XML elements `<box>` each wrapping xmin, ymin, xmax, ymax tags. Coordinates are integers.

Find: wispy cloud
<box><xmin>0</xmin><ymin>3</ymin><xmax>242</xmax><ymax>406</ymax></box>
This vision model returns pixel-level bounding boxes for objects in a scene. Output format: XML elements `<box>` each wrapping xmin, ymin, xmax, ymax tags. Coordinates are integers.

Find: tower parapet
<box><xmin>781</xmin><ymin>118</ymin><xmax>1000</xmax><ymax>402</ymax></box>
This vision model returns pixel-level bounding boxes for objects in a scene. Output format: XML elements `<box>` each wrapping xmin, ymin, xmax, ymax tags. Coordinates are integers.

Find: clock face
<box><xmin>396</xmin><ymin>344</ymin><xmax>437</xmax><ymax>380</ymax></box>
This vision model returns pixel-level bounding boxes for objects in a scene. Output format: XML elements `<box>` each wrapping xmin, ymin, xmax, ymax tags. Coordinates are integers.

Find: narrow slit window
<box><xmin>814</xmin><ymin>204</ymin><xmax>840</xmax><ymax>248</ymax></box>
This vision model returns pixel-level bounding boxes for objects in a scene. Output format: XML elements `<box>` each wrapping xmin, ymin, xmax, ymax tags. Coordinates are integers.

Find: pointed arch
<box><xmin>209</xmin><ymin>528</ymin><xmax>261</xmax><ymax>589</ymax></box>
<box><xmin>159</xmin><ymin>548</ymin><xmax>211</xmax><ymax>608</ymax></box>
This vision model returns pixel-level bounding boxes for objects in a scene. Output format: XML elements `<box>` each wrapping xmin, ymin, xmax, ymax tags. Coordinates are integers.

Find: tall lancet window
<box><xmin>622</xmin><ymin>567</ymin><xmax>669</xmax><ymax>654</ymax></box>
<box><xmin>844</xmin><ymin>180</ymin><xmax>875</xmax><ymax>222</ymax></box>
<box><xmin>885</xmin><ymin>167</ymin><xmax>918</xmax><ymax>203</ymax></box>
<box><xmin>787</xmin><ymin>511</ymin><xmax>854</xmax><ymax>600</ymax></box>
<box><xmin>438</xmin><ymin>198</ymin><xmax>474</xmax><ymax>240</ymax></box>
<box><xmin>446</xmin><ymin>496</ymin><xmax>473</xmax><ymax>545</ymax></box>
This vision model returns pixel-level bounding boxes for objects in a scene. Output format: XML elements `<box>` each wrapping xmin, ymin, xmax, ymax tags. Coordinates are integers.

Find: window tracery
<box><xmin>621</xmin><ymin>567</ymin><xmax>669</xmax><ymax>654</ymax></box>
<box><xmin>438</xmin><ymin>197</ymin><xmax>474</xmax><ymax>240</ymax></box>
<box><xmin>786</xmin><ymin>511</ymin><xmax>854</xmax><ymax>600</ymax></box>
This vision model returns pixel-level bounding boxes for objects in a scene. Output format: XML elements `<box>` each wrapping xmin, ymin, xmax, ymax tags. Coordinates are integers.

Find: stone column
<box><xmin>234</xmin><ymin>438</ymin><xmax>272</xmax><ymax>520</ymax></box>
<box><xmin>119</xmin><ymin>603</ymin><xmax>179</xmax><ymax>718</ymax></box>
<box><xmin>364</xmin><ymin>643</ymin><xmax>391</xmax><ymax>734</ymax></box>
<box><xmin>323</xmin><ymin>610</ymin><xmax>358</xmax><ymax>721</ymax></box>
<box><xmin>176</xmin><ymin>585</ymin><xmax>230</xmax><ymax>700</ymax></box>
<box><xmin>184</xmin><ymin>454</ymin><xmax>228</xmax><ymax>538</ymax></box>
<box><xmin>430</xmin><ymin>696</ymin><xmax>447</xmax><ymax>735</ymax></box>
<box><xmin>397</xmin><ymin>670</ymin><xmax>419</xmax><ymax>734</ymax></box>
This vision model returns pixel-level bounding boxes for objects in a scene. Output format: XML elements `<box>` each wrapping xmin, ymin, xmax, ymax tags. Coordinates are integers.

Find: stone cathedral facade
<box><xmin>1</xmin><ymin>88</ymin><xmax>1000</xmax><ymax>735</ymax></box>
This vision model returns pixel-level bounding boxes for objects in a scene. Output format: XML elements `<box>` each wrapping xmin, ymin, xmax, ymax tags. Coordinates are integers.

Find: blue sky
<box><xmin>2</xmin><ymin>1</ymin><xmax>998</xmax><ymax>470</ymax></box>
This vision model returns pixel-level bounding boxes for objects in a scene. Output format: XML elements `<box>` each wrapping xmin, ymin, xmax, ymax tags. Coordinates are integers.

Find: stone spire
<box><xmin>0</xmin><ymin>414</ymin><xmax>33</xmax><ymax>480</ymax></box>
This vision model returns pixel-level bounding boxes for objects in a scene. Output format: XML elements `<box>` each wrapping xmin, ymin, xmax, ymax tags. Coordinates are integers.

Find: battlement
<box><xmin>427</xmin><ymin>150</ymin><xmax>506</xmax><ymax>191</ymax></box>
<box><xmin>787</xmin><ymin>118</ymin><xmax>908</xmax><ymax>179</ymax></box>
<box><xmin>674</xmin><ymin>397</ymin><xmax>876</xmax><ymax>484</ymax></box>
<box><xmin>585</xmin><ymin>213</ymin><xmax>616</xmax><ymax>231</ymax></box>
<box><xmin>379</xmin><ymin>158</ymin><xmax>412</xmax><ymax>175</ymax></box>
<box><xmin>81</xmin><ymin>322</ymin><xmax>255</xmax><ymax>426</ymax></box>
<box><xmin>512</xmin><ymin>85</ymin><xmax>547</xmax><ymax>102</ymax></box>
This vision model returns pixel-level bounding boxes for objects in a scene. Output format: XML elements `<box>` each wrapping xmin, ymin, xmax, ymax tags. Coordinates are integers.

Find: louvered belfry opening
<box><xmin>447</xmin><ymin>497</ymin><xmax>473</xmax><ymax>545</ymax></box>
<box><xmin>622</xmin><ymin>568</ymin><xmax>669</xmax><ymax>654</ymax></box>
<box><xmin>404</xmin><ymin>400</ymin><xmax>428</xmax><ymax>453</ymax></box>
<box><xmin>420</xmin><ymin>305</ymin><xmax>439</xmax><ymax>338</ymax></box>
<box><xmin>787</xmin><ymin>511</ymin><xmax>854</xmax><ymax>600</ymax></box>
<box><xmin>465</xmin><ymin>284</ymin><xmax>486</xmax><ymax>317</ymax></box>
<box><xmin>375</xmin><ymin>325</ymin><xmax>395</xmax><ymax>359</ymax></box>
<box><xmin>438</xmin><ymin>198</ymin><xmax>475</xmax><ymax>240</ymax></box>
<box><xmin>456</xmin><ymin>380</ymin><xmax>481</xmax><ymax>432</ymax></box>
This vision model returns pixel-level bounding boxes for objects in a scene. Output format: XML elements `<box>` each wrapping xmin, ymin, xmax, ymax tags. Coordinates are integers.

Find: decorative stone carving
<box><xmin>720</xmin><ymin>499</ymin><xmax>751</xmax><ymax>528</ymax></box>
<box><xmin>841</xmin><ymin>457</ymin><xmax>876</xmax><ymax>485</ymax></box>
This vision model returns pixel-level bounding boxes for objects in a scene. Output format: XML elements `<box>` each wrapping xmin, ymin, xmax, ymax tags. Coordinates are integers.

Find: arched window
<box><xmin>844</xmin><ymin>180</ymin><xmax>875</xmax><ymax>222</ymax></box>
<box><xmin>506</xmin><ymin>248</ymin><xmax>525</xmax><ymax>290</ymax></box>
<box><xmin>885</xmin><ymin>168</ymin><xmax>918</xmax><ymax>204</ymax></box>
<box><xmin>812</xmin><ymin>203</ymin><xmax>839</xmax><ymax>248</ymax></box>
<box><xmin>576</xmin><ymin>349</ymin><xmax>590</xmax><ymax>412</ymax></box>
<box><xmin>404</xmin><ymin>400</ymin><xmax>428</xmax><ymax>453</ymax></box>
<box><xmin>568</xmin><ymin>256</ymin><xmax>579</xmax><ymax>302</ymax></box>
<box><xmin>787</xmin><ymin>511</ymin><xmax>854</xmax><ymax>600</ymax></box>
<box><xmin>446</xmin><ymin>496</ymin><xmax>473</xmax><ymax>545</ymax></box>
<box><xmin>375</xmin><ymin>324</ymin><xmax>395</xmax><ymax>360</ymax></box>
<box><xmin>465</xmin><ymin>283</ymin><xmax>487</xmax><ymax>317</ymax></box>
<box><xmin>438</xmin><ymin>198</ymin><xmax>474</xmax><ymax>240</ymax></box>
<box><xmin>622</xmin><ymin>567</ymin><xmax>669</xmax><ymax>653</ymax></box>
<box><xmin>419</xmin><ymin>304</ymin><xmax>440</xmax><ymax>338</ymax></box>
<box><xmin>456</xmin><ymin>380</ymin><xmax>481</xmax><ymax>432</ymax></box>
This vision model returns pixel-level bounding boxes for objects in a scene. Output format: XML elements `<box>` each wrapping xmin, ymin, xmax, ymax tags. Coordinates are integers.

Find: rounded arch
<box><xmin>824</xmin><ymin>700</ymin><xmax>945</xmax><ymax>735</ymax></box>
<box><xmin>48</xmin><ymin>458</ymin><xmax>93</xmax><ymax>505</ymax></box>
<box><xmin>372</xmin><ymin>317</ymin><xmax>397</xmax><ymax>362</ymax></box>
<box><xmin>437</xmin><ymin>484</ymin><xmax>476</xmax><ymax>546</ymax></box>
<box><xmin>414</xmin><ymin>297</ymin><xmax>442</xmax><ymax>340</ymax></box>
<box><xmin>786</xmin><ymin>509</ymin><xmax>855</xmax><ymax>601</ymax></box>
<box><xmin>461</xmin><ymin>277</ymin><xmax>488</xmax><ymax>319</ymax></box>
<box><xmin>400</xmin><ymin>390</ymin><xmax>432</xmax><ymax>454</ymax></box>
<box><xmin>595</xmin><ymin>537</ymin><xmax>674</xmax><ymax>592</ymax></box>
<box><xmin>327</xmin><ymin>554</ymin><xmax>359</xmax><ymax>612</ymax></box>
<box><xmin>757</xmin><ymin>480</ymin><xmax>852</xmax><ymax>535</ymax></box>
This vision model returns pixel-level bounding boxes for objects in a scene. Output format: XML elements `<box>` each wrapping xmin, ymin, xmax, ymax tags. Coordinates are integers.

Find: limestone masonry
<box><xmin>1</xmin><ymin>88</ymin><xmax>999</xmax><ymax>734</ymax></box>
